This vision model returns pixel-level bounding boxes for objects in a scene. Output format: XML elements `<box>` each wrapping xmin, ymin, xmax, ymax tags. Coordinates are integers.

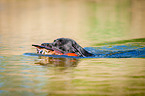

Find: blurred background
<box><xmin>0</xmin><ymin>0</ymin><xmax>145</xmax><ymax>96</ymax></box>
<box><xmin>0</xmin><ymin>0</ymin><xmax>145</xmax><ymax>50</ymax></box>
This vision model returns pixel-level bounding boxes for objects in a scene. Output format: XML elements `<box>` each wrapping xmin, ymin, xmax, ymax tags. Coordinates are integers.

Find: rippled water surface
<box><xmin>0</xmin><ymin>0</ymin><xmax>145</xmax><ymax>96</ymax></box>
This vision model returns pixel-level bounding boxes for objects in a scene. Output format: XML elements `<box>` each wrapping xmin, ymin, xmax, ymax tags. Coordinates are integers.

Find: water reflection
<box><xmin>35</xmin><ymin>57</ymin><xmax>79</xmax><ymax>67</ymax></box>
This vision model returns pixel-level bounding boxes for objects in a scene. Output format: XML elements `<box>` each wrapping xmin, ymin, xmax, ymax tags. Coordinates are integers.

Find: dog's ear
<box><xmin>72</xmin><ymin>41</ymin><xmax>86</xmax><ymax>57</ymax></box>
<box><xmin>72</xmin><ymin>41</ymin><xmax>94</xmax><ymax>57</ymax></box>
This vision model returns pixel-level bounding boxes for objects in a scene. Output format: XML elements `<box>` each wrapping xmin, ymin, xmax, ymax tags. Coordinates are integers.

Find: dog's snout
<box><xmin>41</xmin><ymin>43</ymin><xmax>47</xmax><ymax>46</ymax></box>
<box><xmin>41</xmin><ymin>43</ymin><xmax>52</xmax><ymax>48</ymax></box>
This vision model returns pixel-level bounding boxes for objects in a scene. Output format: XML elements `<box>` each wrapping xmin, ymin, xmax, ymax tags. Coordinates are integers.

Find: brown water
<box><xmin>0</xmin><ymin>0</ymin><xmax>145</xmax><ymax>96</ymax></box>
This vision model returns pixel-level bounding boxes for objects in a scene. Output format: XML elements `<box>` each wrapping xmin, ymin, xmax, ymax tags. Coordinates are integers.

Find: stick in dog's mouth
<box><xmin>32</xmin><ymin>44</ymin><xmax>63</xmax><ymax>55</ymax></box>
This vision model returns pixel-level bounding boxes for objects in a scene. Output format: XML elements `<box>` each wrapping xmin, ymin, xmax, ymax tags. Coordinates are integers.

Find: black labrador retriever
<box><xmin>32</xmin><ymin>38</ymin><xmax>94</xmax><ymax>57</ymax></box>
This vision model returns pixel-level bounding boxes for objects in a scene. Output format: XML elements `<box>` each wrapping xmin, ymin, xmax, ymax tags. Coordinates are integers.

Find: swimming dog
<box><xmin>32</xmin><ymin>38</ymin><xmax>93</xmax><ymax>57</ymax></box>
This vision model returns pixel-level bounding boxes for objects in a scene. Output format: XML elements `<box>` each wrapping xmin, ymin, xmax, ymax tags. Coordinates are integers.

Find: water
<box><xmin>0</xmin><ymin>0</ymin><xmax>145</xmax><ymax>96</ymax></box>
<box><xmin>24</xmin><ymin>43</ymin><xmax>145</xmax><ymax>58</ymax></box>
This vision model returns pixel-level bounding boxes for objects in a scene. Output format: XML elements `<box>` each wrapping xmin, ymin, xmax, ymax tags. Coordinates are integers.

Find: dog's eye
<box><xmin>59</xmin><ymin>39</ymin><xmax>62</xmax><ymax>42</ymax></box>
<box><xmin>54</xmin><ymin>40</ymin><xmax>56</xmax><ymax>42</ymax></box>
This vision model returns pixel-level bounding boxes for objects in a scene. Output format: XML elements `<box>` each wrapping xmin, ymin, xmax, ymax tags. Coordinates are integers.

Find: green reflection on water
<box><xmin>93</xmin><ymin>38</ymin><xmax>145</xmax><ymax>46</ymax></box>
<box><xmin>86</xmin><ymin>0</ymin><xmax>131</xmax><ymax>43</ymax></box>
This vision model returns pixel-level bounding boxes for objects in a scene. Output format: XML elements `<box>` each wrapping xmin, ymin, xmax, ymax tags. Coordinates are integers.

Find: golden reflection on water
<box><xmin>0</xmin><ymin>0</ymin><xmax>145</xmax><ymax>96</ymax></box>
<box><xmin>0</xmin><ymin>55</ymin><xmax>145</xmax><ymax>95</ymax></box>
<box><xmin>38</xmin><ymin>58</ymin><xmax>145</xmax><ymax>95</ymax></box>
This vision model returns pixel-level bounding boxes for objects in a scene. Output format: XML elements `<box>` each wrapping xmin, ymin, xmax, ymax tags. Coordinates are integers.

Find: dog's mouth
<box><xmin>32</xmin><ymin>44</ymin><xmax>63</xmax><ymax>55</ymax></box>
<box><xmin>32</xmin><ymin>44</ymin><xmax>78</xmax><ymax>56</ymax></box>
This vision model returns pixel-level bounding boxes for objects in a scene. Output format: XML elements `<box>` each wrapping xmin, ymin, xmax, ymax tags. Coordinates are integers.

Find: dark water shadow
<box><xmin>85</xmin><ymin>38</ymin><xmax>145</xmax><ymax>58</ymax></box>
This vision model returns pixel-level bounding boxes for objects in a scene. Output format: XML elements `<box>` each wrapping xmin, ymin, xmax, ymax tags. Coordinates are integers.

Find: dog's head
<box><xmin>40</xmin><ymin>38</ymin><xmax>93</xmax><ymax>57</ymax></box>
